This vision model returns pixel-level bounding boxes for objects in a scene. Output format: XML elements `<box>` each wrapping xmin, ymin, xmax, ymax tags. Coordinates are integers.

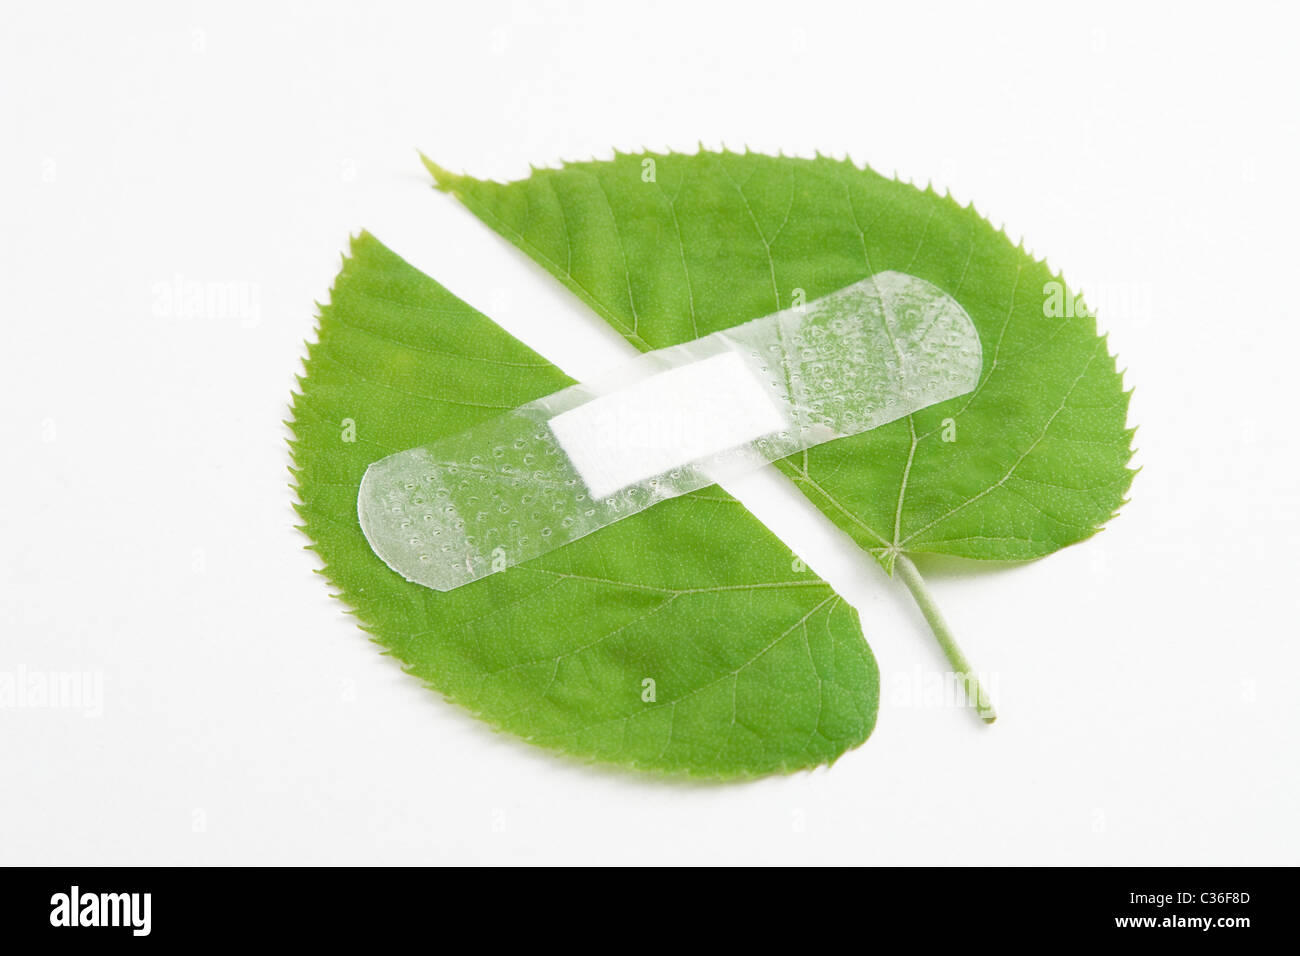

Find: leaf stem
<box><xmin>893</xmin><ymin>554</ymin><xmax>997</xmax><ymax>724</ymax></box>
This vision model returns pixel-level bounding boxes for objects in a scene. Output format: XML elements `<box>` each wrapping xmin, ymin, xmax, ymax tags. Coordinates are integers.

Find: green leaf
<box><xmin>289</xmin><ymin>232</ymin><xmax>878</xmax><ymax>777</ymax></box>
<box><xmin>427</xmin><ymin>150</ymin><xmax>1136</xmax><ymax>571</ymax></box>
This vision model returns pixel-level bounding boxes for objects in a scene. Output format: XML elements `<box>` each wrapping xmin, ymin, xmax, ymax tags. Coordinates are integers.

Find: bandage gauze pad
<box><xmin>358</xmin><ymin>272</ymin><xmax>982</xmax><ymax>591</ymax></box>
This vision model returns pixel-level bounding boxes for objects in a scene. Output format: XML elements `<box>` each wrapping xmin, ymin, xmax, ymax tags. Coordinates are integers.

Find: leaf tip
<box><xmin>420</xmin><ymin>153</ymin><xmax>458</xmax><ymax>192</ymax></box>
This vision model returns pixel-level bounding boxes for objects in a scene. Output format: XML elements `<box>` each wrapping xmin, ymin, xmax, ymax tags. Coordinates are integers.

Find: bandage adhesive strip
<box><xmin>358</xmin><ymin>271</ymin><xmax>983</xmax><ymax>591</ymax></box>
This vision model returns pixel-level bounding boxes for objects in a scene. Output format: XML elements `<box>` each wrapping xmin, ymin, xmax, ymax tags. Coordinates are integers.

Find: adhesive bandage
<box><xmin>357</xmin><ymin>272</ymin><xmax>983</xmax><ymax>591</ymax></box>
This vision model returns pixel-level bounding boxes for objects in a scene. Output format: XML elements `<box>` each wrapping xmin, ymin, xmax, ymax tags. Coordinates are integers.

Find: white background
<box><xmin>3</xmin><ymin>1</ymin><xmax>1298</xmax><ymax>866</ymax></box>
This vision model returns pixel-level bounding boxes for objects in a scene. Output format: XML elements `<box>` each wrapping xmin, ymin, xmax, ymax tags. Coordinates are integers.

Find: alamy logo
<box><xmin>49</xmin><ymin>886</ymin><xmax>151</xmax><ymax>936</ymax></box>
